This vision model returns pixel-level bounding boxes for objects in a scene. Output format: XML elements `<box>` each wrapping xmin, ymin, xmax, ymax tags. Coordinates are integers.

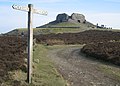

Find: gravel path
<box><xmin>48</xmin><ymin>45</ymin><xmax>120</xmax><ymax>86</ymax></box>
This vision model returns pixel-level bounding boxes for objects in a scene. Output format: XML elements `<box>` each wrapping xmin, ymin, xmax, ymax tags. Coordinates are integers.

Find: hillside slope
<box><xmin>5</xmin><ymin>21</ymin><xmax>95</xmax><ymax>36</ymax></box>
<box><xmin>5</xmin><ymin>13</ymin><xmax>96</xmax><ymax>35</ymax></box>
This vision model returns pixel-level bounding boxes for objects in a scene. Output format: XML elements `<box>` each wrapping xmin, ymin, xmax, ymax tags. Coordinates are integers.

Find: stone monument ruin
<box><xmin>56</xmin><ymin>13</ymin><xmax>86</xmax><ymax>23</ymax></box>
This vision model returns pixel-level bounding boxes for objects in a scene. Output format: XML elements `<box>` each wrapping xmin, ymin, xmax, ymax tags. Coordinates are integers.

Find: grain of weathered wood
<box><xmin>27</xmin><ymin>4</ymin><xmax>33</xmax><ymax>84</ymax></box>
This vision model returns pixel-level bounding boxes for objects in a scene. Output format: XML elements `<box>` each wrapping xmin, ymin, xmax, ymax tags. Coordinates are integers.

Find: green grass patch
<box><xmin>17</xmin><ymin>27</ymin><xmax>84</xmax><ymax>34</ymax></box>
<box><xmin>9</xmin><ymin>27</ymin><xmax>120</xmax><ymax>35</ymax></box>
<box><xmin>32</xmin><ymin>44</ymin><xmax>67</xmax><ymax>86</ymax></box>
<box><xmin>99</xmin><ymin>65</ymin><xmax>120</xmax><ymax>80</ymax></box>
<box><xmin>49</xmin><ymin>22</ymin><xmax>80</xmax><ymax>27</ymax></box>
<box><xmin>10</xmin><ymin>22</ymin><xmax>93</xmax><ymax>35</ymax></box>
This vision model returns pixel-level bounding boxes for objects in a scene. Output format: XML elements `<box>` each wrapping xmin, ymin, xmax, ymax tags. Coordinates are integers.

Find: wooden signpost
<box><xmin>12</xmin><ymin>4</ymin><xmax>47</xmax><ymax>83</ymax></box>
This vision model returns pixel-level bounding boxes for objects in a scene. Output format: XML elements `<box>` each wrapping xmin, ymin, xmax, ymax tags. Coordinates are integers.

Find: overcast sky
<box><xmin>0</xmin><ymin>0</ymin><xmax>120</xmax><ymax>33</ymax></box>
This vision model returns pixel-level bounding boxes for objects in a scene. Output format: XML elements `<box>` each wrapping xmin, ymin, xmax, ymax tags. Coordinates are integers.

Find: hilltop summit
<box><xmin>56</xmin><ymin>13</ymin><xmax>86</xmax><ymax>23</ymax></box>
<box><xmin>37</xmin><ymin>13</ymin><xmax>95</xmax><ymax>28</ymax></box>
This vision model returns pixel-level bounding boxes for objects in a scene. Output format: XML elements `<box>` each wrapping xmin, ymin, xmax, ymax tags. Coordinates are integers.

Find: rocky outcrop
<box><xmin>56</xmin><ymin>13</ymin><xmax>69</xmax><ymax>22</ymax></box>
<box><xmin>71</xmin><ymin>13</ymin><xmax>86</xmax><ymax>23</ymax></box>
<box><xmin>56</xmin><ymin>13</ymin><xmax>86</xmax><ymax>23</ymax></box>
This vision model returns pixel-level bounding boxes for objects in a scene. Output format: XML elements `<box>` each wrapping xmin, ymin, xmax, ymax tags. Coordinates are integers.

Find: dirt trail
<box><xmin>48</xmin><ymin>45</ymin><xmax>120</xmax><ymax>86</ymax></box>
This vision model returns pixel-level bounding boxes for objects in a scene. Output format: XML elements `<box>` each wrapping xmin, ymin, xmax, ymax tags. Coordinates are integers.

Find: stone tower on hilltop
<box><xmin>71</xmin><ymin>13</ymin><xmax>86</xmax><ymax>23</ymax></box>
<box><xmin>56</xmin><ymin>13</ymin><xmax>86</xmax><ymax>23</ymax></box>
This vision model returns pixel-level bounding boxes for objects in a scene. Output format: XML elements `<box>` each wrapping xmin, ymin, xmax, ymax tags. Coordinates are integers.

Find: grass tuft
<box><xmin>32</xmin><ymin>44</ymin><xmax>67</xmax><ymax>86</ymax></box>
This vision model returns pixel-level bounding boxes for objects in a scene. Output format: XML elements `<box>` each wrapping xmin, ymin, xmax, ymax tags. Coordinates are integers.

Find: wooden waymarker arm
<box><xmin>33</xmin><ymin>9</ymin><xmax>48</xmax><ymax>15</ymax></box>
<box><xmin>12</xmin><ymin>4</ymin><xmax>29</xmax><ymax>12</ymax></box>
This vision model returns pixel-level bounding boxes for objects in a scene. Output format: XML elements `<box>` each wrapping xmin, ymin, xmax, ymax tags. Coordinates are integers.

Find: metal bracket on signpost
<box><xmin>12</xmin><ymin>4</ymin><xmax>47</xmax><ymax>83</ymax></box>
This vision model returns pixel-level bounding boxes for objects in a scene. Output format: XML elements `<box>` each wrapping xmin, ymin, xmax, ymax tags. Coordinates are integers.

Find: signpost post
<box><xmin>12</xmin><ymin>4</ymin><xmax>47</xmax><ymax>83</ymax></box>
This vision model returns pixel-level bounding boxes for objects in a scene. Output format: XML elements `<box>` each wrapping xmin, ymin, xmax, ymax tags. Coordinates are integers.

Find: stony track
<box><xmin>48</xmin><ymin>45</ymin><xmax>120</xmax><ymax>86</ymax></box>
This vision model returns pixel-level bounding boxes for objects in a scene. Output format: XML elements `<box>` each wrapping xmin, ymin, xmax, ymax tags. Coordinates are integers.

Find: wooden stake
<box><xmin>27</xmin><ymin>4</ymin><xmax>33</xmax><ymax>83</ymax></box>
